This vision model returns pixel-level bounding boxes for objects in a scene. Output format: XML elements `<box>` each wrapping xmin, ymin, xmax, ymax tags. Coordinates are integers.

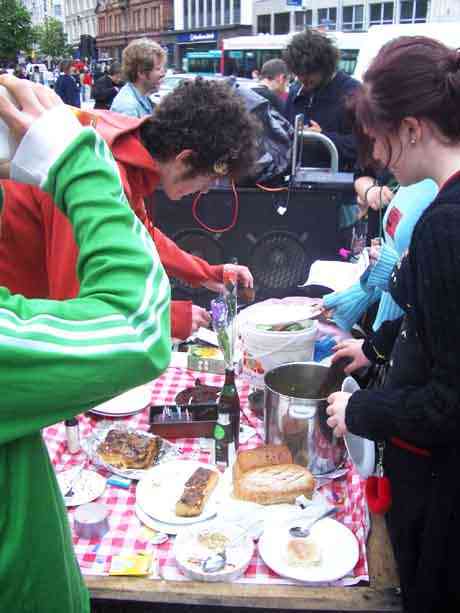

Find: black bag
<box><xmin>228</xmin><ymin>78</ymin><xmax>293</xmax><ymax>184</ymax></box>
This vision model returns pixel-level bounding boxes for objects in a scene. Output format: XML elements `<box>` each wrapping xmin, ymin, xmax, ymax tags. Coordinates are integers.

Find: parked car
<box><xmin>151</xmin><ymin>73</ymin><xmax>258</xmax><ymax>104</ymax></box>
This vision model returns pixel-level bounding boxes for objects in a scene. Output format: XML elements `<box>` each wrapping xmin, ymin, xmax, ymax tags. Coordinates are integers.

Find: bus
<box><xmin>183</xmin><ymin>49</ymin><xmax>222</xmax><ymax>74</ymax></box>
<box><xmin>353</xmin><ymin>22</ymin><xmax>460</xmax><ymax>80</ymax></box>
<box><xmin>221</xmin><ymin>31</ymin><xmax>367</xmax><ymax>78</ymax></box>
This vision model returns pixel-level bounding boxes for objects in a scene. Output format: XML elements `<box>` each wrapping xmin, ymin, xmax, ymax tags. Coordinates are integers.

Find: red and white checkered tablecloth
<box><xmin>44</xmin><ymin>365</ymin><xmax>370</xmax><ymax>586</ymax></box>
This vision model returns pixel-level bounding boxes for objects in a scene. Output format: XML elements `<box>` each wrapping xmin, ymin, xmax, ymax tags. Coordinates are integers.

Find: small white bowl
<box><xmin>174</xmin><ymin>521</ymin><xmax>254</xmax><ymax>583</ymax></box>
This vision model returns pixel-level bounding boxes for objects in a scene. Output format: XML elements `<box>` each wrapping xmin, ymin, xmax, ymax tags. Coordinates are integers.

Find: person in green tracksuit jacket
<box><xmin>0</xmin><ymin>76</ymin><xmax>171</xmax><ymax>611</ymax></box>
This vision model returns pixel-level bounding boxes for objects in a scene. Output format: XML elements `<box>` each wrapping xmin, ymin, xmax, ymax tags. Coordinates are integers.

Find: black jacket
<box><xmin>93</xmin><ymin>74</ymin><xmax>120</xmax><ymax>110</ymax></box>
<box><xmin>348</xmin><ymin>172</ymin><xmax>460</xmax><ymax>613</ymax></box>
<box><xmin>251</xmin><ymin>84</ymin><xmax>285</xmax><ymax>116</ymax></box>
<box><xmin>284</xmin><ymin>71</ymin><xmax>359</xmax><ymax>171</ymax></box>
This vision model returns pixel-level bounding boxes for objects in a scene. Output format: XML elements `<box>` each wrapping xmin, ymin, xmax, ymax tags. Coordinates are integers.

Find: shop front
<box><xmin>160</xmin><ymin>24</ymin><xmax>251</xmax><ymax>73</ymax></box>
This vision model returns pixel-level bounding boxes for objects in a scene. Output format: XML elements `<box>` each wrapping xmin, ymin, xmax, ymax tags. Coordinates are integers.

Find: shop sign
<box><xmin>177</xmin><ymin>31</ymin><xmax>217</xmax><ymax>43</ymax></box>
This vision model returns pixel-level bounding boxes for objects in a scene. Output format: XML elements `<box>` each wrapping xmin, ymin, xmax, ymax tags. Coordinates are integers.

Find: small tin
<box><xmin>74</xmin><ymin>502</ymin><xmax>110</xmax><ymax>540</ymax></box>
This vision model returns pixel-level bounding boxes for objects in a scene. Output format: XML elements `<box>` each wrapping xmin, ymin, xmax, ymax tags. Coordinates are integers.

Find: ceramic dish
<box><xmin>174</xmin><ymin>521</ymin><xmax>254</xmax><ymax>582</ymax></box>
<box><xmin>136</xmin><ymin>460</ymin><xmax>220</xmax><ymax>526</ymax></box>
<box><xmin>88</xmin><ymin>383</ymin><xmax>152</xmax><ymax>417</ymax></box>
<box><xmin>134</xmin><ymin>504</ymin><xmax>215</xmax><ymax>536</ymax></box>
<box><xmin>57</xmin><ymin>468</ymin><xmax>106</xmax><ymax>507</ymax></box>
<box><xmin>258</xmin><ymin>516</ymin><xmax>359</xmax><ymax>583</ymax></box>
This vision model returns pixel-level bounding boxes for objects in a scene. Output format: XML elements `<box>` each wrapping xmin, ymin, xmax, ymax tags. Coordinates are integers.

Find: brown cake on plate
<box><xmin>175</xmin><ymin>467</ymin><xmax>219</xmax><ymax>517</ymax></box>
<box><xmin>97</xmin><ymin>429</ymin><xmax>160</xmax><ymax>469</ymax></box>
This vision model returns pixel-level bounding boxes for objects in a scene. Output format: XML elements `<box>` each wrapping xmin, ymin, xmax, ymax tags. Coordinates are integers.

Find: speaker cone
<box><xmin>171</xmin><ymin>229</ymin><xmax>224</xmax><ymax>296</ymax></box>
<box><xmin>249</xmin><ymin>231</ymin><xmax>309</xmax><ymax>289</ymax></box>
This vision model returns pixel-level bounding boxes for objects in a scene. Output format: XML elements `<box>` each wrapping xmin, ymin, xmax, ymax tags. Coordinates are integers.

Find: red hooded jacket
<box><xmin>0</xmin><ymin>110</ymin><xmax>223</xmax><ymax>339</ymax></box>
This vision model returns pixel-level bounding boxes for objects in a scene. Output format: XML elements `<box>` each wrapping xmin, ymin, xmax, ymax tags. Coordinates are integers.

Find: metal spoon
<box><xmin>201</xmin><ymin>521</ymin><xmax>262</xmax><ymax>573</ymax></box>
<box><xmin>289</xmin><ymin>506</ymin><xmax>337</xmax><ymax>539</ymax></box>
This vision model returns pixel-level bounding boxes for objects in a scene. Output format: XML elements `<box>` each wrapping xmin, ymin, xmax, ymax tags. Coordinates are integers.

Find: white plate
<box><xmin>136</xmin><ymin>460</ymin><xmax>220</xmax><ymax>526</ymax></box>
<box><xmin>88</xmin><ymin>383</ymin><xmax>152</xmax><ymax>417</ymax></box>
<box><xmin>174</xmin><ymin>521</ymin><xmax>254</xmax><ymax>582</ymax></box>
<box><xmin>57</xmin><ymin>468</ymin><xmax>106</xmax><ymax>507</ymax></box>
<box><xmin>341</xmin><ymin>377</ymin><xmax>375</xmax><ymax>479</ymax></box>
<box><xmin>258</xmin><ymin>517</ymin><xmax>359</xmax><ymax>583</ymax></box>
<box><xmin>135</xmin><ymin>504</ymin><xmax>206</xmax><ymax>536</ymax></box>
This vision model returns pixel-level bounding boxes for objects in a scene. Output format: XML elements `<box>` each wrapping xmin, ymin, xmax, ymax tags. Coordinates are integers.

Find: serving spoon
<box><xmin>288</xmin><ymin>506</ymin><xmax>337</xmax><ymax>539</ymax></box>
<box><xmin>201</xmin><ymin>521</ymin><xmax>262</xmax><ymax>573</ymax></box>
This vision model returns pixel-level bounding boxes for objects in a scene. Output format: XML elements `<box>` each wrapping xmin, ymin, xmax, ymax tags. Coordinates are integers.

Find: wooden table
<box><xmin>86</xmin><ymin>512</ymin><xmax>401</xmax><ymax>612</ymax></box>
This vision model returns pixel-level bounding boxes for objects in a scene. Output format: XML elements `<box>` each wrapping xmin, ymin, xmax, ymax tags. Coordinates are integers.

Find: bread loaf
<box><xmin>233</xmin><ymin>463</ymin><xmax>315</xmax><ymax>505</ymax></box>
<box><xmin>232</xmin><ymin>444</ymin><xmax>293</xmax><ymax>482</ymax></box>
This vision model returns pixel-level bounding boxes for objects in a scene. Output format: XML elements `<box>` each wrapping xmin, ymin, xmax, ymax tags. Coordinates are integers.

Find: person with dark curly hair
<box><xmin>0</xmin><ymin>78</ymin><xmax>259</xmax><ymax>340</ymax></box>
<box><xmin>283</xmin><ymin>29</ymin><xmax>359</xmax><ymax>170</ymax></box>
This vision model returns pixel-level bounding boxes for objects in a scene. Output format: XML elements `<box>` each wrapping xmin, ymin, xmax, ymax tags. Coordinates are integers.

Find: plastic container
<box><xmin>239</xmin><ymin>301</ymin><xmax>317</xmax><ymax>389</ymax></box>
<box><xmin>0</xmin><ymin>84</ymin><xmax>19</xmax><ymax>163</ymax></box>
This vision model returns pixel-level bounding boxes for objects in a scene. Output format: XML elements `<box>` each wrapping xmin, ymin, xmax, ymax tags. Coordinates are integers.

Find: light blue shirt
<box><xmin>110</xmin><ymin>82</ymin><xmax>155</xmax><ymax>118</ymax></box>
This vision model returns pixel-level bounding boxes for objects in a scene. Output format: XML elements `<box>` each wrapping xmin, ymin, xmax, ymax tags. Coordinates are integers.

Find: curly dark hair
<box><xmin>283</xmin><ymin>29</ymin><xmax>339</xmax><ymax>81</ymax></box>
<box><xmin>140</xmin><ymin>78</ymin><xmax>260</xmax><ymax>181</ymax></box>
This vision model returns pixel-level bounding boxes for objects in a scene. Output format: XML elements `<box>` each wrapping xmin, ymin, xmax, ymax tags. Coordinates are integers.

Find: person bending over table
<box><xmin>326</xmin><ymin>36</ymin><xmax>460</xmax><ymax>613</ymax></box>
<box><xmin>0</xmin><ymin>75</ymin><xmax>171</xmax><ymax>612</ymax></box>
<box><xmin>0</xmin><ymin>78</ymin><xmax>257</xmax><ymax>341</ymax></box>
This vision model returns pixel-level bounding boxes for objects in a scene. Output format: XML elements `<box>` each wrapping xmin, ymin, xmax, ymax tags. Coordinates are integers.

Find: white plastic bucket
<box><xmin>239</xmin><ymin>302</ymin><xmax>317</xmax><ymax>389</ymax></box>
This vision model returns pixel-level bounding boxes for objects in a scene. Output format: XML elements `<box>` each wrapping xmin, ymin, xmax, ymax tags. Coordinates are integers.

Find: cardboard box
<box><xmin>187</xmin><ymin>345</ymin><xmax>226</xmax><ymax>375</ymax></box>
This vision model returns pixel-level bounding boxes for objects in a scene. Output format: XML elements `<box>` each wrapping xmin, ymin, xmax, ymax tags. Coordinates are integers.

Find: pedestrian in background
<box><xmin>111</xmin><ymin>38</ymin><xmax>166</xmax><ymax>117</ymax></box>
<box><xmin>93</xmin><ymin>61</ymin><xmax>122</xmax><ymax>110</ymax></box>
<box><xmin>252</xmin><ymin>58</ymin><xmax>289</xmax><ymax>115</ymax></box>
<box><xmin>54</xmin><ymin>60</ymin><xmax>80</xmax><ymax>107</ymax></box>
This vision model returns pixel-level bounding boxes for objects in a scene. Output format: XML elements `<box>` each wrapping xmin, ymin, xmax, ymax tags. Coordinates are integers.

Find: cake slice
<box><xmin>97</xmin><ymin>429</ymin><xmax>160</xmax><ymax>469</ymax></box>
<box><xmin>175</xmin><ymin>467</ymin><xmax>219</xmax><ymax>517</ymax></box>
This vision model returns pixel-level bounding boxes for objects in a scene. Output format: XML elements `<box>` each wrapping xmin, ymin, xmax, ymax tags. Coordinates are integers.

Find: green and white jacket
<box><xmin>0</xmin><ymin>105</ymin><xmax>171</xmax><ymax>612</ymax></box>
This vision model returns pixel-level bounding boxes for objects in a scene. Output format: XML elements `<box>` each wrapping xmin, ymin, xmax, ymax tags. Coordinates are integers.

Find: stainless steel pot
<box><xmin>264</xmin><ymin>362</ymin><xmax>346</xmax><ymax>475</ymax></box>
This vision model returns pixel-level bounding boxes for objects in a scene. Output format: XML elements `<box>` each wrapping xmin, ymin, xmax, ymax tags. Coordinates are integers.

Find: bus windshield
<box><xmin>221</xmin><ymin>33</ymin><xmax>365</xmax><ymax>78</ymax></box>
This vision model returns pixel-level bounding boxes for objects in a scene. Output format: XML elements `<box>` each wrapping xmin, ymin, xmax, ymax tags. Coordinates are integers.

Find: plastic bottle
<box><xmin>0</xmin><ymin>84</ymin><xmax>19</xmax><ymax>163</ymax></box>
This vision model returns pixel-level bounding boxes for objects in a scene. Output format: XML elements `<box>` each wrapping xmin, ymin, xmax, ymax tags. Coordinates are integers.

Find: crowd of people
<box><xmin>1</xmin><ymin>26</ymin><xmax>460</xmax><ymax>613</ymax></box>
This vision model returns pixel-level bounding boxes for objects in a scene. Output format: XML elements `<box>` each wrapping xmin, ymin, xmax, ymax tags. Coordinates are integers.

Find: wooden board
<box><xmin>87</xmin><ymin>513</ymin><xmax>402</xmax><ymax>612</ymax></box>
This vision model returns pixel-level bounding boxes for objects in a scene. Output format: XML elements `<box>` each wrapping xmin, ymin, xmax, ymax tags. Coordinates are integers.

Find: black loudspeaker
<box><xmin>148</xmin><ymin>184</ymin><xmax>353</xmax><ymax>307</ymax></box>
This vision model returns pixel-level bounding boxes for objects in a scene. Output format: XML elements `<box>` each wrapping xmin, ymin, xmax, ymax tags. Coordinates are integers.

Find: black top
<box><xmin>347</xmin><ymin>171</ymin><xmax>460</xmax><ymax>449</ymax></box>
<box><xmin>251</xmin><ymin>84</ymin><xmax>285</xmax><ymax>116</ymax></box>
<box><xmin>93</xmin><ymin>74</ymin><xmax>120</xmax><ymax>110</ymax></box>
<box><xmin>284</xmin><ymin>71</ymin><xmax>359</xmax><ymax>171</ymax></box>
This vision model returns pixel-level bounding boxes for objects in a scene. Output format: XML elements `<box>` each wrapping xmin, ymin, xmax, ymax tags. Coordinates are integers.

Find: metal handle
<box><xmin>291</xmin><ymin>113</ymin><xmax>339</xmax><ymax>175</ymax></box>
<box><xmin>301</xmin><ymin>131</ymin><xmax>339</xmax><ymax>173</ymax></box>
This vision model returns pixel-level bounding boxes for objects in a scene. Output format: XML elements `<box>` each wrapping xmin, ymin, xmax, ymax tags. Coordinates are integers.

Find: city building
<box><xmin>95</xmin><ymin>0</ymin><xmax>173</xmax><ymax>62</ymax></box>
<box><xmin>22</xmin><ymin>0</ymin><xmax>58</xmax><ymax>25</ymax></box>
<box><xmin>253</xmin><ymin>1</ymin><xmax>460</xmax><ymax>34</ymax></box>
<box><xmin>161</xmin><ymin>0</ymin><xmax>253</xmax><ymax>70</ymax></box>
<box><xmin>64</xmin><ymin>0</ymin><xmax>97</xmax><ymax>56</ymax></box>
